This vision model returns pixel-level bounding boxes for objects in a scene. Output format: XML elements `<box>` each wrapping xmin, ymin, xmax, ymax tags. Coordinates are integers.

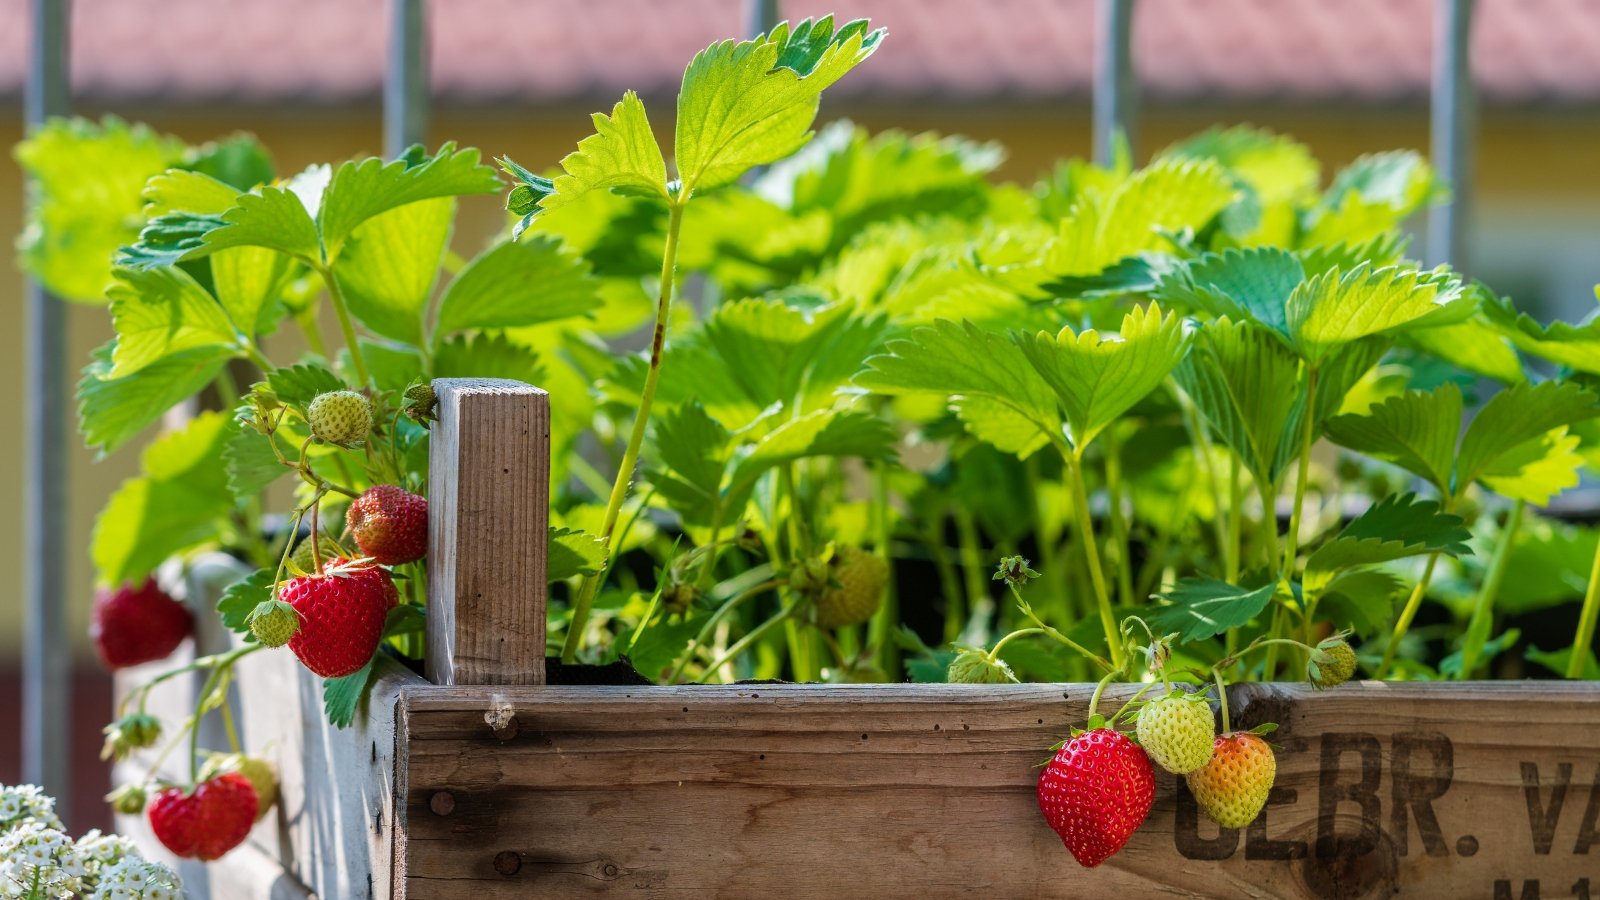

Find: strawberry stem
<box><xmin>1212</xmin><ymin>667</ymin><xmax>1231</xmax><ymax>734</ymax></box>
<box><xmin>1567</xmin><ymin>534</ymin><xmax>1600</xmax><ymax>679</ymax></box>
<box><xmin>565</xmin><ymin>198</ymin><xmax>687</xmax><ymax>664</ymax></box>
<box><xmin>1086</xmin><ymin>666</ymin><xmax>1121</xmax><ymax>721</ymax></box>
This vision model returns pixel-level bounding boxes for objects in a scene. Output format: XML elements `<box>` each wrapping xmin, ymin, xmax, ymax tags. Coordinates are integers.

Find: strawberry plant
<box><xmin>14</xmin><ymin>13</ymin><xmax>1600</xmax><ymax>871</ymax></box>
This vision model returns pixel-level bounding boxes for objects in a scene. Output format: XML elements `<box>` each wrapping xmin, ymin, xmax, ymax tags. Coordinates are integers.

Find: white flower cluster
<box><xmin>0</xmin><ymin>785</ymin><xmax>181</xmax><ymax>900</ymax></box>
<box><xmin>0</xmin><ymin>787</ymin><xmax>63</xmax><ymax>834</ymax></box>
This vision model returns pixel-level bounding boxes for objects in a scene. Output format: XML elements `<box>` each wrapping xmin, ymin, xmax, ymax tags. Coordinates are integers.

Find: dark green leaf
<box><xmin>216</xmin><ymin>567</ymin><xmax>275</xmax><ymax>635</ymax></box>
<box><xmin>267</xmin><ymin>363</ymin><xmax>346</xmax><ymax>408</ymax></box>
<box><xmin>319</xmin><ymin>143</ymin><xmax>501</xmax><ymax>258</ymax></box>
<box><xmin>1150</xmin><ymin>577</ymin><xmax>1277</xmax><ymax>643</ymax></box>
<box><xmin>323</xmin><ymin>658</ymin><xmax>377</xmax><ymax>729</ymax></box>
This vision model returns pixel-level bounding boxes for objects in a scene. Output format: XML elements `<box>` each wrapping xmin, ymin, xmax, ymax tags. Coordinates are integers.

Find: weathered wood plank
<box><xmin>396</xmin><ymin>681</ymin><xmax>1600</xmax><ymax>899</ymax></box>
<box><xmin>426</xmin><ymin>378</ymin><xmax>549</xmax><ymax>687</ymax></box>
<box><xmin>115</xmin><ymin>554</ymin><xmax>426</xmax><ymax>900</ymax></box>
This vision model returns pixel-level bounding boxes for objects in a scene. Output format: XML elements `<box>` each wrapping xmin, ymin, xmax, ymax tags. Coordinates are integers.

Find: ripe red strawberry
<box><xmin>1037</xmin><ymin>727</ymin><xmax>1156</xmax><ymax>867</ymax></box>
<box><xmin>346</xmin><ymin>485</ymin><xmax>428</xmax><ymax>566</ymax></box>
<box><xmin>147</xmin><ymin>772</ymin><xmax>258</xmax><ymax>860</ymax></box>
<box><xmin>1185</xmin><ymin>731</ymin><xmax>1278</xmax><ymax>829</ymax></box>
<box><xmin>280</xmin><ymin>559</ymin><xmax>398</xmax><ymax>678</ymax></box>
<box><xmin>90</xmin><ymin>579</ymin><xmax>193</xmax><ymax>669</ymax></box>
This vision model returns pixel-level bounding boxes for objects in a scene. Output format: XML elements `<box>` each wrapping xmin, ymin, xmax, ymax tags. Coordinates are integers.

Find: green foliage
<box><xmin>91</xmin><ymin>412</ymin><xmax>236</xmax><ymax>586</ymax></box>
<box><xmin>323</xmin><ymin>660</ymin><xmax>376</xmax><ymax>729</ymax></box>
<box><xmin>15</xmin><ymin>117</ymin><xmax>186</xmax><ymax>301</ymax></box>
<box><xmin>434</xmin><ymin>237</ymin><xmax>600</xmax><ymax>333</ymax></box>
<box><xmin>676</xmin><ymin>16</ymin><xmax>885</xmax><ymax>195</ymax></box>
<box><xmin>1303</xmin><ymin>494</ymin><xmax>1472</xmax><ymax>593</ymax></box>
<box><xmin>1151</xmin><ymin>578</ymin><xmax>1277</xmax><ymax>643</ymax></box>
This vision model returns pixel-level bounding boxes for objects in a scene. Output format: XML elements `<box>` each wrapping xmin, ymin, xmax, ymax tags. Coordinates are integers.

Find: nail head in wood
<box><xmin>429</xmin><ymin>790</ymin><xmax>455</xmax><ymax>816</ymax></box>
<box><xmin>493</xmin><ymin>851</ymin><xmax>522</xmax><ymax>876</ymax></box>
<box><xmin>426</xmin><ymin>379</ymin><xmax>550</xmax><ymax>687</ymax></box>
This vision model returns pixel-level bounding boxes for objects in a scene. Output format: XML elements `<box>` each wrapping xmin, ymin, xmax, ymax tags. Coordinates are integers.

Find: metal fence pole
<box><xmin>1093</xmin><ymin>0</ymin><xmax>1137</xmax><ymax>166</ymax></box>
<box><xmin>747</xmin><ymin>0</ymin><xmax>780</xmax><ymax>38</ymax></box>
<box><xmin>1428</xmin><ymin>0</ymin><xmax>1475</xmax><ymax>272</ymax></box>
<box><xmin>385</xmin><ymin>0</ymin><xmax>429</xmax><ymax>156</ymax></box>
<box><xmin>22</xmin><ymin>0</ymin><xmax>71</xmax><ymax>814</ymax></box>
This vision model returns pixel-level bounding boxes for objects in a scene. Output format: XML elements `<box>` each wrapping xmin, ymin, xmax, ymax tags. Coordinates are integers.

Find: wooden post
<box><xmin>426</xmin><ymin>379</ymin><xmax>549</xmax><ymax>686</ymax></box>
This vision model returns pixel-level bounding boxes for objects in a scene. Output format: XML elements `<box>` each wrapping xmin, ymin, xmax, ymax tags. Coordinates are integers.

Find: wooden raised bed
<box><xmin>120</xmin><ymin>379</ymin><xmax>1600</xmax><ymax>899</ymax></box>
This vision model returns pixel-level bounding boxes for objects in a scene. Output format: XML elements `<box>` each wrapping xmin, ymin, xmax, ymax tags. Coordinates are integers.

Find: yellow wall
<box><xmin>3</xmin><ymin>102</ymin><xmax>1599</xmax><ymax>657</ymax></box>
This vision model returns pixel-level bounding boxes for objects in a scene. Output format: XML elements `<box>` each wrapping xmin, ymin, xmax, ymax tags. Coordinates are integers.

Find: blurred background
<box><xmin>4</xmin><ymin>0</ymin><xmax>1600</xmax><ymax>830</ymax></box>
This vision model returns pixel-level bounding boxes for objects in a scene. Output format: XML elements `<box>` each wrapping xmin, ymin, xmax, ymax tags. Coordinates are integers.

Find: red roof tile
<box><xmin>3</xmin><ymin>0</ymin><xmax>1600</xmax><ymax>107</ymax></box>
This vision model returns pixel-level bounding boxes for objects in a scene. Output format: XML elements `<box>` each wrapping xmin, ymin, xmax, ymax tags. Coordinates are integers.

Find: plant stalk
<box><xmin>563</xmin><ymin>199</ymin><xmax>686</xmax><ymax>662</ymax></box>
<box><xmin>1567</xmin><ymin>531</ymin><xmax>1600</xmax><ymax>679</ymax></box>
<box><xmin>1457</xmin><ymin>500</ymin><xmax>1524</xmax><ymax>679</ymax></box>
<box><xmin>1280</xmin><ymin>366</ymin><xmax>1319</xmax><ymax>586</ymax></box>
<box><xmin>318</xmin><ymin>267</ymin><xmax>370</xmax><ymax>387</ymax></box>
<box><xmin>1062</xmin><ymin>445</ymin><xmax>1124</xmax><ymax>669</ymax></box>
<box><xmin>1376</xmin><ymin>552</ymin><xmax>1442</xmax><ymax>679</ymax></box>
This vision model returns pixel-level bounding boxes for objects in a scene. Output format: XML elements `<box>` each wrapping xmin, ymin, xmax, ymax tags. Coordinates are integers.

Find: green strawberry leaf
<box><xmin>266</xmin><ymin>363</ymin><xmax>346</xmax><ymax>408</ymax></box>
<box><xmin>675</xmin><ymin>16</ymin><xmax>885</xmax><ymax>195</ymax></box>
<box><xmin>1324</xmin><ymin>384</ymin><xmax>1463</xmax><ymax>495</ymax></box>
<box><xmin>1316</xmin><ymin>569</ymin><xmax>1406</xmax><ymax>638</ymax></box>
<box><xmin>1156</xmin><ymin>247</ymin><xmax>1304</xmax><ymax>340</ymax></box>
<box><xmin>323</xmin><ymin>658</ymin><xmax>377</xmax><ymax>729</ymax></box>
<box><xmin>15</xmin><ymin>116</ymin><xmax>185</xmax><ymax>301</ymax></box>
<box><xmin>107</xmin><ymin>266</ymin><xmax>243</xmax><ymax>377</ymax></box>
<box><xmin>141</xmin><ymin>169</ymin><xmax>247</xmax><ymax>218</ymax></box>
<box><xmin>1482</xmin><ymin>290</ymin><xmax>1600</xmax><ymax>376</ymax></box>
<box><xmin>1173</xmin><ymin>318</ymin><xmax>1302</xmax><ymax>482</ymax></box>
<box><xmin>1015</xmin><ymin>302</ymin><xmax>1190</xmax><ymax>449</ymax></box>
<box><xmin>383</xmin><ymin>604</ymin><xmax>426</xmax><ymax>638</ymax></box>
<box><xmin>549</xmin><ymin>527</ymin><xmax>607</xmax><ymax>581</ymax></box>
<box><xmin>1048</xmin><ymin>157</ymin><xmax>1236</xmax><ymax>277</ymax></box>
<box><xmin>317</xmin><ymin>143</ymin><xmax>501</xmax><ymax>259</ymax></box>
<box><xmin>646</xmin><ymin>401</ymin><xmax>734</xmax><ymax>525</ymax></box>
<box><xmin>331</xmin><ymin>196</ymin><xmax>452</xmax><ymax>344</ymax></box>
<box><xmin>1286</xmin><ymin>263</ymin><xmax>1469</xmax><ymax>363</ymax></box>
<box><xmin>433</xmin><ymin>334</ymin><xmax>547</xmax><ymax>385</ymax></box>
<box><xmin>1303</xmin><ymin>494</ymin><xmax>1471</xmax><ymax>593</ymax></box>
<box><xmin>78</xmin><ymin>343</ymin><xmax>230</xmax><ymax>456</ymax></box>
<box><xmin>857</xmin><ymin>318</ymin><xmax>1064</xmax><ymax>454</ymax></box>
<box><xmin>1149</xmin><ymin>577</ymin><xmax>1277</xmax><ymax>643</ymax></box>
<box><xmin>1526</xmin><ymin>645</ymin><xmax>1600</xmax><ymax>680</ymax></box>
<box><xmin>1456</xmin><ymin>381</ymin><xmax>1600</xmax><ymax>494</ymax></box>
<box><xmin>1302</xmin><ymin>151</ymin><xmax>1439</xmax><ymax>247</ymax></box>
<box><xmin>222</xmin><ymin>426</ymin><xmax>295</xmax><ymax>501</ymax></box>
<box><xmin>91</xmin><ymin>412</ymin><xmax>236</xmax><ymax>586</ymax></box>
<box><xmin>122</xmin><ymin>186</ymin><xmax>322</xmax><ymax>268</ymax></box>
<box><xmin>1159</xmin><ymin>125</ymin><xmax>1319</xmax><ymax>207</ymax></box>
<box><xmin>519</xmin><ymin>91</ymin><xmax>668</xmax><ymax>218</ymax></box>
<box><xmin>723</xmin><ymin>408</ymin><xmax>896</xmax><ymax>514</ymax></box>
<box><xmin>182</xmin><ymin>131</ymin><xmax>275</xmax><ymax>191</ymax></box>
<box><xmin>1296</xmin><ymin>232</ymin><xmax>1412</xmax><ymax>278</ymax></box>
<box><xmin>435</xmin><ymin>236</ymin><xmax>600</xmax><ymax>334</ymax></box>
<box><xmin>1400</xmin><ymin>314</ymin><xmax>1524</xmax><ymax>385</ymax></box>
<box><xmin>702</xmin><ymin>298</ymin><xmax>887</xmax><ymax>415</ymax></box>
<box><xmin>217</xmin><ymin>567</ymin><xmax>276</xmax><ymax>635</ymax></box>
<box><xmin>1476</xmin><ymin>429</ymin><xmax>1588</xmax><ymax>506</ymax></box>
<box><xmin>211</xmin><ymin>246</ymin><xmax>296</xmax><ymax>338</ymax></box>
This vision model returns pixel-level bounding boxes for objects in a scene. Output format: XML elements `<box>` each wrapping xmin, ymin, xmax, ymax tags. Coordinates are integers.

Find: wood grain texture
<box><xmin>426</xmin><ymin>378</ymin><xmax>549</xmax><ymax>687</ymax></box>
<box><xmin>395</xmin><ymin>681</ymin><xmax>1600</xmax><ymax>899</ymax></box>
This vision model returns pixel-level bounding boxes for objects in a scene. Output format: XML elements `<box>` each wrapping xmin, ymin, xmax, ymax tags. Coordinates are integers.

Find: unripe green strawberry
<box><xmin>307</xmin><ymin>390</ymin><xmax>371</xmax><ymax>446</ymax></box>
<box><xmin>106</xmin><ymin>783</ymin><xmax>148</xmax><ymax>815</ymax></box>
<box><xmin>248</xmin><ymin>599</ymin><xmax>300</xmax><ymax>648</ymax></box>
<box><xmin>1308</xmin><ymin>638</ymin><xmax>1358</xmax><ymax>689</ymax></box>
<box><xmin>200</xmin><ymin>752</ymin><xmax>278</xmax><ymax>821</ymax></box>
<box><xmin>289</xmin><ymin>533</ymin><xmax>339</xmax><ymax>575</ymax></box>
<box><xmin>813</xmin><ymin>547</ymin><xmax>888</xmax><ymax>629</ymax></box>
<box><xmin>947</xmin><ymin>647</ymin><xmax>1017</xmax><ymax>684</ymax></box>
<box><xmin>1135</xmin><ymin>690</ymin><xmax>1216</xmax><ymax>775</ymax></box>
<box><xmin>1185</xmin><ymin>732</ymin><xmax>1277</xmax><ymax>829</ymax></box>
<box><xmin>100</xmin><ymin>712</ymin><xmax>162</xmax><ymax>761</ymax></box>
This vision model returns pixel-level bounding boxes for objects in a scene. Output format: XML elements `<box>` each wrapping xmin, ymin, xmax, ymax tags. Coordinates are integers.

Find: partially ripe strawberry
<box><xmin>91</xmin><ymin>579</ymin><xmax>193</xmax><ymax>669</ymax></box>
<box><xmin>200</xmin><ymin>752</ymin><xmax>278</xmax><ymax>821</ymax></box>
<box><xmin>281</xmin><ymin>559</ymin><xmax>398</xmax><ymax>678</ymax></box>
<box><xmin>306</xmin><ymin>390</ymin><xmax>371</xmax><ymax>446</ymax></box>
<box><xmin>147</xmin><ymin>772</ymin><xmax>258</xmax><ymax>860</ymax></box>
<box><xmin>1037</xmin><ymin>728</ymin><xmax>1155</xmax><ymax>867</ymax></box>
<box><xmin>346</xmin><ymin>485</ymin><xmax>428</xmax><ymax>566</ymax></box>
<box><xmin>813</xmin><ymin>547</ymin><xmax>888</xmax><ymax>629</ymax></box>
<box><xmin>1135</xmin><ymin>690</ymin><xmax>1216</xmax><ymax>775</ymax></box>
<box><xmin>1185</xmin><ymin>731</ymin><xmax>1277</xmax><ymax>829</ymax></box>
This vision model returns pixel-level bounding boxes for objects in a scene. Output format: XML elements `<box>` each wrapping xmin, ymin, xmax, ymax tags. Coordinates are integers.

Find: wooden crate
<box><xmin>122</xmin><ymin>380</ymin><xmax>1600</xmax><ymax>899</ymax></box>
